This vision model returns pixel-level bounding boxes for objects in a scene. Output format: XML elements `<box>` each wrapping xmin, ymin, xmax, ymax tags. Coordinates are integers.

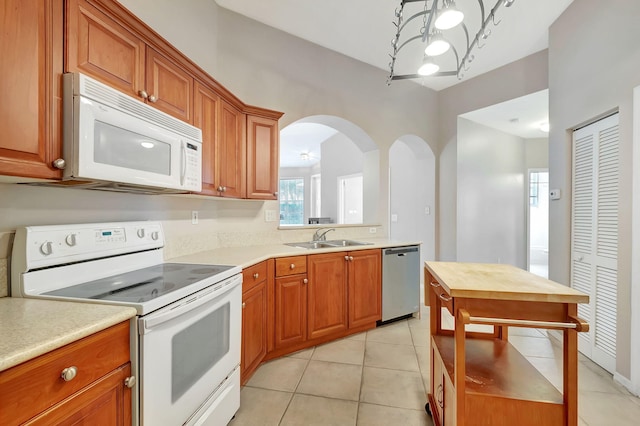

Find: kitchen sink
<box><xmin>285</xmin><ymin>240</ymin><xmax>372</xmax><ymax>249</ymax></box>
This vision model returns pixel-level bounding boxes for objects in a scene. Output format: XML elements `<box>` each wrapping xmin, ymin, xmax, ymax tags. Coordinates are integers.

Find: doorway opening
<box><xmin>528</xmin><ymin>169</ymin><xmax>549</xmax><ymax>278</ymax></box>
<box><xmin>338</xmin><ymin>173</ymin><xmax>363</xmax><ymax>224</ymax></box>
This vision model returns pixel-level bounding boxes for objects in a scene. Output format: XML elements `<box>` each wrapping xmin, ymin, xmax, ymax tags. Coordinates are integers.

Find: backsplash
<box><xmin>0</xmin><ymin>183</ymin><xmax>383</xmax><ymax>297</ymax></box>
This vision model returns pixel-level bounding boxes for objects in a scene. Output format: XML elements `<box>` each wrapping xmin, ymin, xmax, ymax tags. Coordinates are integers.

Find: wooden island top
<box><xmin>425</xmin><ymin>261</ymin><xmax>589</xmax><ymax>304</ymax></box>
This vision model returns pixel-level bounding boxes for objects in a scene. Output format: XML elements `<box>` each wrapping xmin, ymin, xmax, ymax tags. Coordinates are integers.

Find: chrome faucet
<box><xmin>313</xmin><ymin>228</ymin><xmax>335</xmax><ymax>241</ymax></box>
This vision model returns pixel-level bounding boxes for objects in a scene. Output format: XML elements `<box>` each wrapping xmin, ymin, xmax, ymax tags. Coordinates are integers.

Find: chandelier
<box><xmin>387</xmin><ymin>0</ymin><xmax>517</xmax><ymax>85</ymax></box>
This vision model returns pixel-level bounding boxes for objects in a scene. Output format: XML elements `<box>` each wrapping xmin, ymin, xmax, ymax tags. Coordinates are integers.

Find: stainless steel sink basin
<box><xmin>285</xmin><ymin>240</ymin><xmax>372</xmax><ymax>249</ymax></box>
<box><xmin>285</xmin><ymin>241</ymin><xmax>336</xmax><ymax>249</ymax></box>
<box><xmin>324</xmin><ymin>239</ymin><xmax>373</xmax><ymax>247</ymax></box>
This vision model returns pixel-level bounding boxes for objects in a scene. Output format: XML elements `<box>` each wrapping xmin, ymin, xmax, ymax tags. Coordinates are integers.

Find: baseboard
<box><xmin>613</xmin><ymin>372</ymin><xmax>639</xmax><ymax>396</ymax></box>
<box><xmin>546</xmin><ymin>330</ymin><xmax>639</xmax><ymax>396</ymax></box>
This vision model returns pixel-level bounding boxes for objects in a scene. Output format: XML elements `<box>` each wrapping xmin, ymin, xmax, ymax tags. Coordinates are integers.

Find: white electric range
<box><xmin>11</xmin><ymin>221</ymin><xmax>242</xmax><ymax>426</ymax></box>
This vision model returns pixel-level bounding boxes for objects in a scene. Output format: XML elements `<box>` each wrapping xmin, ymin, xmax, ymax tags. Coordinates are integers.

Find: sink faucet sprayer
<box><xmin>313</xmin><ymin>228</ymin><xmax>335</xmax><ymax>241</ymax></box>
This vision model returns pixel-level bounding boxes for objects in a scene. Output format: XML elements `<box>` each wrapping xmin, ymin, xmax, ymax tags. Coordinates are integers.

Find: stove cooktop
<box><xmin>45</xmin><ymin>263</ymin><xmax>234</xmax><ymax>304</ymax></box>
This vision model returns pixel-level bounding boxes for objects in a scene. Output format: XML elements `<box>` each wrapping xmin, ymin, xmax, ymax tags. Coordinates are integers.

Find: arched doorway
<box><xmin>389</xmin><ymin>135</ymin><xmax>436</xmax><ymax>293</ymax></box>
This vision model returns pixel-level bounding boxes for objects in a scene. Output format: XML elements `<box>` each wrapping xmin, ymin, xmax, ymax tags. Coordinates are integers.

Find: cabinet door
<box><xmin>246</xmin><ymin>115</ymin><xmax>279</xmax><ymax>200</ymax></box>
<box><xmin>348</xmin><ymin>249</ymin><xmax>382</xmax><ymax>328</ymax></box>
<box><xmin>145</xmin><ymin>47</ymin><xmax>193</xmax><ymax>123</ymax></box>
<box><xmin>0</xmin><ymin>0</ymin><xmax>63</xmax><ymax>179</ymax></box>
<box><xmin>27</xmin><ymin>363</ymin><xmax>132</xmax><ymax>426</ymax></box>
<box><xmin>194</xmin><ymin>81</ymin><xmax>219</xmax><ymax>195</ymax></box>
<box><xmin>307</xmin><ymin>253</ymin><xmax>348</xmax><ymax>340</ymax></box>
<box><xmin>66</xmin><ymin>0</ymin><xmax>145</xmax><ymax>99</ymax></box>
<box><xmin>274</xmin><ymin>275</ymin><xmax>307</xmax><ymax>349</ymax></box>
<box><xmin>217</xmin><ymin>100</ymin><xmax>246</xmax><ymax>198</ymax></box>
<box><xmin>241</xmin><ymin>279</ymin><xmax>267</xmax><ymax>384</ymax></box>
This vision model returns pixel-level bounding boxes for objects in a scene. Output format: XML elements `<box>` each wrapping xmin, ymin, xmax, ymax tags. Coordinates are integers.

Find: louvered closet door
<box><xmin>571</xmin><ymin>113</ymin><xmax>619</xmax><ymax>374</ymax></box>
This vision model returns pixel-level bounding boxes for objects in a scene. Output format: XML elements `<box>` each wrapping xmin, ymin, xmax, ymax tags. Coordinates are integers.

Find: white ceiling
<box><xmin>461</xmin><ymin>89</ymin><xmax>549</xmax><ymax>139</ymax></box>
<box><xmin>218</xmin><ymin>1</ymin><xmax>558</xmax><ymax>163</ymax></box>
<box><xmin>280</xmin><ymin>123</ymin><xmax>338</xmax><ymax>168</ymax></box>
<box><xmin>215</xmin><ymin>0</ymin><xmax>573</xmax><ymax>91</ymax></box>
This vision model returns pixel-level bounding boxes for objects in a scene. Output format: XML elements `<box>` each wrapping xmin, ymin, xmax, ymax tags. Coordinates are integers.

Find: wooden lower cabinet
<box><xmin>348</xmin><ymin>249</ymin><xmax>382</xmax><ymax>328</ymax></box>
<box><xmin>241</xmin><ymin>261</ymin><xmax>270</xmax><ymax>384</ymax></box>
<box><xmin>307</xmin><ymin>253</ymin><xmax>348</xmax><ymax>339</ymax></box>
<box><xmin>269</xmin><ymin>250</ymin><xmax>381</xmax><ymax>356</ymax></box>
<box><xmin>0</xmin><ymin>321</ymin><xmax>132</xmax><ymax>426</ymax></box>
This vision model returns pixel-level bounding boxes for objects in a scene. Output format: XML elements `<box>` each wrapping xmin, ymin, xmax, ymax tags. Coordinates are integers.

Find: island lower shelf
<box><xmin>431</xmin><ymin>334</ymin><xmax>564</xmax><ymax>426</ymax></box>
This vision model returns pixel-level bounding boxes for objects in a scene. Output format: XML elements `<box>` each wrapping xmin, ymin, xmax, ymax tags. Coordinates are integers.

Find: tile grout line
<box><xmin>277</xmin><ymin>347</ymin><xmax>315</xmax><ymax>426</ymax></box>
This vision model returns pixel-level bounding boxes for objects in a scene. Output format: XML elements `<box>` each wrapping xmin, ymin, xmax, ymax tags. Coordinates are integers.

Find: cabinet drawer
<box><xmin>0</xmin><ymin>321</ymin><xmax>130</xmax><ymax>426</ymax></box>
<box><xmin>275</xmin><ymin>256</ymin><xmax>307</xmax><ymax>277</ymax></box>
<box><xmin>243</xmin><ymin>261</ymin><xmax>268</xmax><ymax>293</ymax></box>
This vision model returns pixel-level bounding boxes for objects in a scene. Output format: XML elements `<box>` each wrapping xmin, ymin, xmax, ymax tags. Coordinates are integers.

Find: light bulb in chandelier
<box><xmin>418</xmin><ymin>58</ymin><xmax>440</xmax><ymax>76</ymax></box>
<box><xmin>425</xmin><ymin>32</ymin><xmax>450</xmax><ymax>56</ymax></box>
<box><xmin>435</xmin><ymin>1</ymin><xmax>464</xmax><ymax>30</ymax></box>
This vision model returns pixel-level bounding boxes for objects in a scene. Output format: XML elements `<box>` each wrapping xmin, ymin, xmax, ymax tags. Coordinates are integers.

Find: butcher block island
<box><xmin>424</xmin><ymin>262</ymin><xmax>589</xmax><ymax>426</ymax></box>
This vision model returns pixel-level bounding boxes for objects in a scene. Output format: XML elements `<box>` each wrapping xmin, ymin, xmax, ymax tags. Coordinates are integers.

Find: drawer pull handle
<box><xmin>290</xmin><ymin>263</ymin><xmax>295</xmax><ymax>269</ymax></box>
<box><xmin>429</xmin><ymin>281</ymin><xmax>441</xmax><ymax>289</ymax></box>
<box><xmin>437</xmin><ymin>383</ymin><xmax>444</xmax><ymax>407</ymax></box>
<box><xmin>438</xmin><ymin>292</ymin><xmax>452</xmax><ymax>302</ymax></box>
<box><xmin>61</xmin><ymin>366</ymin><xmax>78</xmax><ymax>382</ymax></box>
<box><xmin>253</xmin><ymin>273</ymin><xmax>259</xmax><ymax>279</ymax></box>
<box><xmin>124</xmin><ymin>376</ymin><xmax>136</xmax><ymax>388</ymax></box>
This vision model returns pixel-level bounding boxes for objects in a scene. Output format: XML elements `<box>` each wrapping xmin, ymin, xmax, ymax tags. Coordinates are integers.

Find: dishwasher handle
<box><xmin>384</xmin><ymin>246</ymin><xmax>419</xmax><ymax>256</ymax></box>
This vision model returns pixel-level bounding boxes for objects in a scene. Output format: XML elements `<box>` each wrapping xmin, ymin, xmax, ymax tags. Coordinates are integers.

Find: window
<box><xmin>279</xmin><ymin>178</ymin><xmax>304</xmax><ymax>225</ymax></box>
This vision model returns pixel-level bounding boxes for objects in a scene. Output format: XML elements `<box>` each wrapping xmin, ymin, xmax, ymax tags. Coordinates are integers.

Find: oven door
<box><xmin>138</xmin><ymin>275</ymin><xmax>241</xmax><ymax>426</ymax></box>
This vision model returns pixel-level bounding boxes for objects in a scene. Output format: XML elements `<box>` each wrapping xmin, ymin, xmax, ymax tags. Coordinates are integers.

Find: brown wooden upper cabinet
<box><xmin>0</xmin><ymin>0</ymin><xmax>63</xmax><ymax>180</ymax></box>
<box><xmin>65</xmin><ymin>0</ymin><xmax>193</xmax><ymax>123</ymax></box>
<box><xmin>247</xmin><ymin>115</ymin><xmax>279</xmax><ymax>200</ymax></box>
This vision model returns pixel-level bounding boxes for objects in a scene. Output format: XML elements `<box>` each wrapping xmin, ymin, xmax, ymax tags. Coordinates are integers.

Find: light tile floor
<box><xmin>230</xmin><ymin>306</ymin><xmax>640</xmax><ymax>425</ymax></box>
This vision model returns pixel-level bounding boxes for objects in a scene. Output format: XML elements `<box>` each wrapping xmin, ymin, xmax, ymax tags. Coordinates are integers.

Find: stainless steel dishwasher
<box><xmin>381</xmin><ymin>245</ymin><xmax>420</xmax><ymax>322</ymax></box>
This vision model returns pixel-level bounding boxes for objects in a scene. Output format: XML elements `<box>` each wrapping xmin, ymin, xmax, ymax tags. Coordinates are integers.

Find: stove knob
<box><xmin>137</xmin><ymin>228</ymin><xmax>145</xmax><ymax>239</ymax></box>
<box><xmin>65</xmin><ymin>234</ymin><xmax>77</xmax><ymax>247</ymax></box>
<box><xmin>40</xmin><ymin>241</ymin><xmax>53</xmax><ymax>256</ymax></box>
<box><xmin>151</xmin><ymin>231</ymin><xmax>159</xmax><ymax>241</ymax></box>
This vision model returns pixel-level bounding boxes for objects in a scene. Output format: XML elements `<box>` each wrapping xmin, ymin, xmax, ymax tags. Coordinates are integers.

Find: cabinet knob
<box><xmin>273</xmin><ymin>192</ymin><xmax>278</xmax><ymax>196</ymax></box>
<box><xmin>344</xmin><ymin>255</ymin><xmax>349</xmax><ymax>261</ymax></box>
<box><xmin>303</xmin><ymin>278</ymin><xmax>308</xmax><ymax>284</ymax></box>
<box><xmin>290</xmin><ymin>263</ymin><xmax>295</xmax><ymax>269</ymax></box>
<box><xmin>138</xmin><ymin>90</ymin><xmax>149</xmax><ymax>100</ymax></box>
<box><xmin>242</xmin><ymin>302</ymin><xmax>246</xmax><ymax>309</ymax></box>
<box><xmin>222</xmin><ymin>186</ymin><xmax>227</xmax><ymax>192</ymax></box>
<box><xmin>253</xmin><ymin>273</ymin><xmax>259</xmax><ymax>279</ymax></box>
<box><xmin>124</xmin><ymin>376</ymin><xmax>136</xmax><ymax>388</ymax></box>
<box><xmin>349</xmin><ymin>256</ymin><xmax>354</xmax><ymax>261</ymax></box>
<box><xmin>148</xmin><ymin>94</ymin><xmax>157</xmax><ymax>103</ymax></box>
<box><xmin>52</xmin><ymin>158</ymin><xmax>66</xmax><ymax>169</ymax></box>
<box><xmin>61</xmin><ymin>366</ymin><xmax>78</xmax><ymax>382</ymax></box>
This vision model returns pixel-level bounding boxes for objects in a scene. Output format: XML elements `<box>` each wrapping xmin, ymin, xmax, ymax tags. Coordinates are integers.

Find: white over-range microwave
<box><xmin>60</xmin><ymin>73</ymin><xmax>202</xmax><ymax>193</ymax></box>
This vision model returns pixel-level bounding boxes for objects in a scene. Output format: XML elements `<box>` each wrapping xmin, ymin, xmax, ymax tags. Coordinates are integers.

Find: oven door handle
<box><xmin>140</xmin><ymin>281</ymin><xmax>239</xmax><ymax>334</ymax></box>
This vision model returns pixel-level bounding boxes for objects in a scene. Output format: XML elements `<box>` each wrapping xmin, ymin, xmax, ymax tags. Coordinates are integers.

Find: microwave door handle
<box><xmin>140</xmin><ymin>284</ymin><xmax>237</xmax><ymax>334</ymax></box>
<box><xmin>180</xmin><ymin>141</ymin><xmax>187</xmax><ymax>186</ymax></box>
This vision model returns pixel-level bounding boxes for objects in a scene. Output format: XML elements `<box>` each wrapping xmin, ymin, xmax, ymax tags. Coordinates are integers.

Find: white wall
<box><xmin>456</xmin><ymin>118</ymin><xmax>527</xmax><ymax>268</ymax></box>
<box><xmin>320</xmin><ymin>134</ymin><xmax>365</xmax><ymax>222</ymax></box>
<box><xmin>548</xmin><ymin>0</ymin><xmax>640</xmax><ymax>380</ymax></box>
<box><xmin>437</xmin><ymin>51</ymin><xmax>549</xmax><ymax>261</ymax></box>
<box><xmin>389</xmin><ymin>136</ymin><xmax>436</xmax><ymax>266</ymax></box>
<box><xmin>0</xmin><ymin>0</ymin><xmax>438</xmax><ymax>295</ymax></box>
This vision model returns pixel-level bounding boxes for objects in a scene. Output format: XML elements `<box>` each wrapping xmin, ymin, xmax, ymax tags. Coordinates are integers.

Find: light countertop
<box><xmin>425</xmin><ymin>261</ymin><xmax>589</xmax><ymax>304</ymax></box>
<box><xmin>168</xmin><ymin>238</ymin><xmax>421</xmax><ymax>267</ymax></box>
<box><xmin>0</xmin><ymin>298</ymin><xmax>136</xmax><ymax>372</ymax></box>
<box><xmin>0</xmin><ymin>239</ymin><xmax>418</xmax><ymax>373</ymax></box>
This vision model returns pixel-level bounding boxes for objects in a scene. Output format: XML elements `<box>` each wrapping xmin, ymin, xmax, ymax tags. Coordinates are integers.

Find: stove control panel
<box><xmin>13</xmin><ymin>221</ymin><xmax>165</xmax><ymax>270</ymax></box>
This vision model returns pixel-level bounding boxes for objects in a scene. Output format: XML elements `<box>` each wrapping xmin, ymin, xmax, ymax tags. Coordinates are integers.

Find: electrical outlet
<box><xmin>425</xmin><ymin>206</ymin><xmax>431</xmax><ymax>215</ymax></box>
<box><xmin>191</xmin><ymin>211</ymin><xmax>198</xmax><ymax>225</ymax></box>
<box><xmin>391</xmin><ymin>214</ymin><xmax>398</xmax><ymax>222</ymax></box>
<box><xmin>369</xmin><ymin>227</ymin><xmax>377</xmax><ymax>234</ymax></box>
<box><xmin>265</xmin><ymin>209</ymin><xmax>277</xmax><ymax>222</ymax></box>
